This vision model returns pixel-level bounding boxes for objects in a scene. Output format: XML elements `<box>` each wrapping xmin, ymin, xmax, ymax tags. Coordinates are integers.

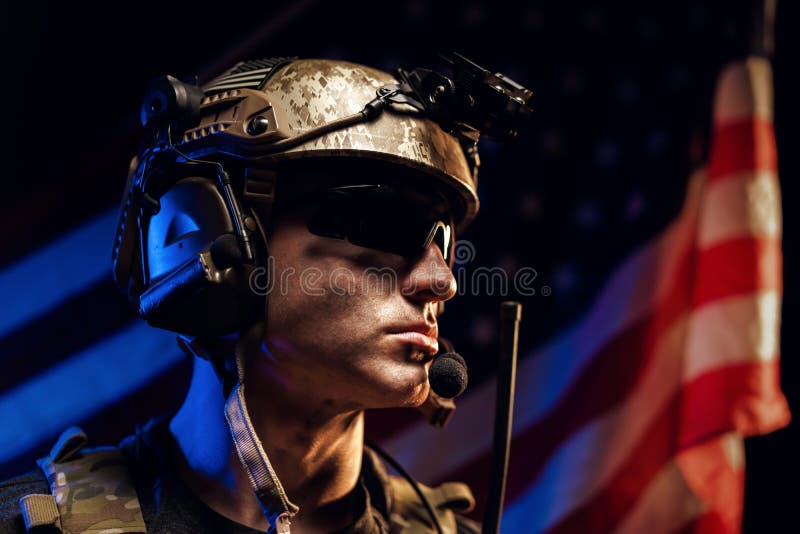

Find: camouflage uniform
<box><xmin>0</xmin><ymin>415</ymin><xmax>480</xmax><ymax>533</ymax></box>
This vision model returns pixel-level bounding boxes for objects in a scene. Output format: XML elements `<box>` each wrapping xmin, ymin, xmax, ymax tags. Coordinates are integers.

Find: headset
<box><xmin>113</xmin><ymin>75</ymin><xmax>266</xmax><ymax>338</ymax></box>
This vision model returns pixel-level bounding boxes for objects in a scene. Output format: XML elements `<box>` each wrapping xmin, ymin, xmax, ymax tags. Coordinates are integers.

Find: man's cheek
<box><xmin>298</xmin><ymin>267</ymin><xmax>326</xmax><ymax>296</ymax></box>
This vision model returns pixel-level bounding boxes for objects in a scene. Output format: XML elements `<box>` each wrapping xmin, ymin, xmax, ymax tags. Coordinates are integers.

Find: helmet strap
<box><xmin>224</xmin><ymin>323</ymin><xmax>301</xmax><ymax>531</ymax></box>
<box><xmin>176</xmin><ymin>319</ymin><xmax>300</xmax><ymax>532</ymax></box>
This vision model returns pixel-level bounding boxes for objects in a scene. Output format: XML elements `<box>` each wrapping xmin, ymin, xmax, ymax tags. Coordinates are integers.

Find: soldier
<box><xmin>0</xmin><ymin>55</ymin><xmax>531</xmax><ymax>533</ymax></box>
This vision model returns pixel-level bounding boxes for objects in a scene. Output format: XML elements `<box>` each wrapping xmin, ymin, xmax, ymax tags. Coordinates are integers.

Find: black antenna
<box><xmin>482</xmin><ymin>301</ymin><xmax>522</xmax><ymax>534</ymax></box>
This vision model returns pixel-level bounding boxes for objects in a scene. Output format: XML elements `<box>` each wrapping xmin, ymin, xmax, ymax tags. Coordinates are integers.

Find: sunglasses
<box><xmin>304</xmin><ymin>184</ymin><xmax>455</xmax><ymax>265</ymax></box>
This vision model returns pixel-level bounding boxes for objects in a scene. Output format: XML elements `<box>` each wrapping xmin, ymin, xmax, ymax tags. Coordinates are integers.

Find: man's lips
<box><xmin>387</xmin><ymin>324</ymin><xmax>439</xmax><ymax>355</ymax></box>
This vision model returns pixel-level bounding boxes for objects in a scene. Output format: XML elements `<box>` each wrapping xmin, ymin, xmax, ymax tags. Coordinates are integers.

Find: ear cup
<box><xmin>136</xmin><ymin>174</ymin><xmax>266</xmax><ymax>337</ymax></box>
<box><xmin>145</xmin><ymin>177</ymin><xmax>234</xmax><ymax>282</ymax></box>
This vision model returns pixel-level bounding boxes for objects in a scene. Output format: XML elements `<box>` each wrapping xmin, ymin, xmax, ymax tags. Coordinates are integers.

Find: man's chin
<box><xmin>390</xmin><ymin>377</ymin><xmax>431</xmax><ymax>409</ymax></box>
<box><xmin>362</xmin><ymin>374</ymin><xmax>430</xmax><ymax>411</ymax></box>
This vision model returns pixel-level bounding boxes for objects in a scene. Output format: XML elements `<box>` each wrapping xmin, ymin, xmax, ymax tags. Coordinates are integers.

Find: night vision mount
<box><xmin>392</xmin><ymin>52</ymin><xmax>534</xmax><ymax>143</ymax></box>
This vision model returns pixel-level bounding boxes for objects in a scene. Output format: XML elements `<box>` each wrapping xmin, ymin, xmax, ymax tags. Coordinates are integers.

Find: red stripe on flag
<box><xmin>679</xmin><ymin>360</ymin><xmax>790</xmax><ymax>446</ymax></box>
<box><xmin>676</xmin><ymin>435</ymin><xmax>745</xmax><ymax>533</ymax></box>
<box><xmin>693</xmin><ymin>236</ymin><xmax>782</xmax><ymax>308</ymax></box>
<box><xmin>707</xmin><ymin>118</ymin><xmax>777</xmax><ymax>181</ymax></box>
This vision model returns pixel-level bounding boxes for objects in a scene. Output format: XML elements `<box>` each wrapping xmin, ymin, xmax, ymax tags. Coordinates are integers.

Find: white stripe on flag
<box><xmin>713</xmin><ymin>57</ymin><xmax>773</xmax><ymax>122</ymax></box>
<box><xmin>698</xmin><ymin>171</ymin><xmax>781</xmax><ymax>247</ymax></box>
<box><xmin>684</xmin><ymin>290</ymin><xmax>780</xmax><ymax>379</ymax></box>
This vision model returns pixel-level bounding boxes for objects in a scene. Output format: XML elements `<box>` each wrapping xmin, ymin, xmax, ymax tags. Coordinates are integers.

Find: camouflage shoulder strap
<box><xmin>387</xmin><ymin>475</ymin><xmax>480</xmax><ymax>534</ymax></box>
<box><xmin>18</xmin><ymin>426</ymin><xmax>146</xmax><ymax>533</ymax></box>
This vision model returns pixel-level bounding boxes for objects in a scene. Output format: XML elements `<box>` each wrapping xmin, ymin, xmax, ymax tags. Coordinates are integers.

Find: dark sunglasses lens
<box><xmin>308</xmin><ymin>188</ymin><xmax>453</xmax><ymax>261</ymax></box>
<box><xmin>349</xmin><ymin>203</ymin><xmax>422</xmax><ymax>256</ymax></box>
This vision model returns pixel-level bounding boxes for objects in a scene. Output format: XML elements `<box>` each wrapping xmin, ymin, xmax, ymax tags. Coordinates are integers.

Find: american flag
<box><xmin>0</xmin><ymin>2</ymin><xmax>795</xmax><ymax>532</ymax></box>
<box><xmin>367</xmin><ymin>55</ymin><xmax>790</xmax><ymax>532</ymax></box>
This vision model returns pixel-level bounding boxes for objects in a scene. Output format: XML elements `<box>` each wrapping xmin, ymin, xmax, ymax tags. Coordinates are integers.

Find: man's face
<box><xmin>254</xmin><ymin>184</ymin><xmax>457</xmax><ymax>412</ymax></box>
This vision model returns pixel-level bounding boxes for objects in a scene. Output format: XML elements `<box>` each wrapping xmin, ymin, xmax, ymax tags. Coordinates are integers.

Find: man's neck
<box><xmin>169</xmin><ymin>354</ymin><xmax>365</xmax><ymax>533</ymax></box>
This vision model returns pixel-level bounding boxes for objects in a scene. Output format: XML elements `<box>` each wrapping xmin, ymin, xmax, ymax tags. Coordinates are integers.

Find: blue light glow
<box><xmin>0</xmin><ymin>209</ymin><xmax>118</xmax><ymax>339</ymax></box>
<box><xmin>0</xmin><ymin>321</ymin><xmax>184</xmax><ymax>462</ymax></box>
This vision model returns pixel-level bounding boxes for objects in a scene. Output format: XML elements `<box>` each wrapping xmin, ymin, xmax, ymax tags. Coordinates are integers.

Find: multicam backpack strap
<box><xmin>18</xmin><ymin>426</ymin><xmax>146</xmax><ymax>533</ymax></box>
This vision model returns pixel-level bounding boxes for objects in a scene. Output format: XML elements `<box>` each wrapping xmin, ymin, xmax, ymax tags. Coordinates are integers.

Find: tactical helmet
<box><xmin>202</xmin><ymin>58</ymin><xmax>480</xmax><ymax>228</ymax></box>
<box><xmin>112</xmin><ymin>54</ymin><xmax>532</xmax><ymax>337</ymax></box>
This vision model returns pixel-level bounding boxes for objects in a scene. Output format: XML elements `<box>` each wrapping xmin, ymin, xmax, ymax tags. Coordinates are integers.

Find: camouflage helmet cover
<box><xmin>193</xmin><ymin>58</ymin><xmax>480</xmax><ymax>230</ymax></box>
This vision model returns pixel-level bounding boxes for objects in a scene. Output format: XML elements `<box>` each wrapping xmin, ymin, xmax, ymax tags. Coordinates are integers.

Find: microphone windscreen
<box><xmin>429</xmin><ymin>352</ymin><xmax>468</xmax><ymax>399</ymax></box>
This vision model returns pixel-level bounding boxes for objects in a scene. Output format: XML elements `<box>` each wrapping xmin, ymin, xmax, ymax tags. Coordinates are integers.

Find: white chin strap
<box><xmin>223</xmin><ymin>348</ymin><xmax>299</xmax><ymax>533</ymax></box>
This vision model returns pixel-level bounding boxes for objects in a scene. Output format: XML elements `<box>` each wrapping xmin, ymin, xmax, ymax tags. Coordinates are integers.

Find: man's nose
<box><xmin>401</xmin><ymin>243</ymin><xmax>457</xmax><ymax>303</ymax></box>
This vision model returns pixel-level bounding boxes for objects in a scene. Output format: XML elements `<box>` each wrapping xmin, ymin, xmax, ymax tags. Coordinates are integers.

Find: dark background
<box><xmin>0</xmin><ymin>1</ymin><xmax>796</xmax><ymax>531</ymax></box>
